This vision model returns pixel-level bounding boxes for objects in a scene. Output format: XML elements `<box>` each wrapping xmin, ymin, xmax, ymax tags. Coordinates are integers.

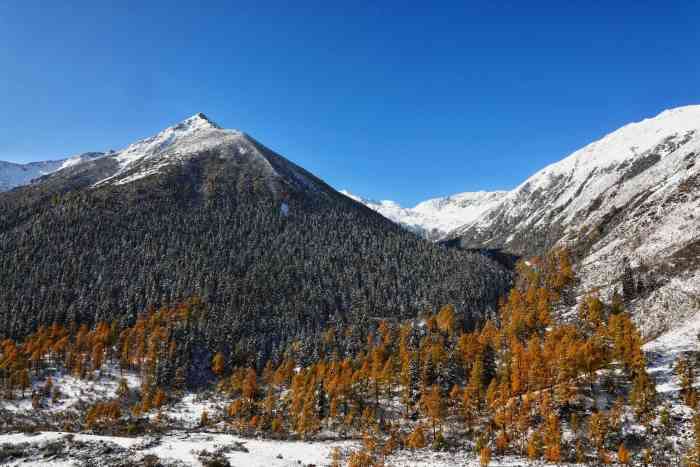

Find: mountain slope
<box><xmin>341</xmin><ymin>190</ymin><xmax>507</xmax><ymax>240</ymax></box>
<box><xmin>448</xmin><ymin>105</ymin><xmax>700</xmax><ymax>337</ymax></box>
<box><xmin>0</xmin><ymin>152</ymin><xmax>104</xmax><ymax>191</ymax></box>
<box><xmin>0</xmin><ymin>114</ymin><xmax>512</xmax><ymax>365</ymax></box>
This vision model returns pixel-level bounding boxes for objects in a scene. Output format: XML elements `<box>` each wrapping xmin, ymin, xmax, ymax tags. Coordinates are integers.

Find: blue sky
<box><xmin>1</xmin><ymin>2</ymin><xmax>698</xmax><ymax>206</ymax></box>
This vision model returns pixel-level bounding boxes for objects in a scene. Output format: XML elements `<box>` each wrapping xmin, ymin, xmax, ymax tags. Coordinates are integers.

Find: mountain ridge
<box><xmin>447</xmin><ymin>104</ymin><xmax>700</xmax><ymax>338</ymax></box>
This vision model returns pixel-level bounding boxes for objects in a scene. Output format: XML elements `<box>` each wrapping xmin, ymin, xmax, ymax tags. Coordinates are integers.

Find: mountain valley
<box><xmin>1</xmin><ymin>107</ymin><xmax>699</xmax><ymax>467</ymax></box>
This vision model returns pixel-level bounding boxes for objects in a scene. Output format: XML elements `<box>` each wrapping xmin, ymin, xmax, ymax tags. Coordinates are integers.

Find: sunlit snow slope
<box><xmin>449</xmin><ymin>105</ymin><xmax>700</xmax><ymax>337</ymax></box>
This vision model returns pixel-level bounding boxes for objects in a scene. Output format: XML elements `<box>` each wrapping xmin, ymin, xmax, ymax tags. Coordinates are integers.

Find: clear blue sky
<box><xmin>1</xmin><ymin>1</ymin><xmax>698</xmax><ymax>205</ymax></box>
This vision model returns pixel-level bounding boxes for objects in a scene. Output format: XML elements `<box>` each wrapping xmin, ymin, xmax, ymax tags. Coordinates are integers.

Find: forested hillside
<box><xmin>2</xmin><ymin>248</ymin><xmax>695</xmax><ymax>466</ymax></box>
<box><xmin>0</xmin><ymin>115</ymin><xmax>511</xmax><ymax>370</ymax></box>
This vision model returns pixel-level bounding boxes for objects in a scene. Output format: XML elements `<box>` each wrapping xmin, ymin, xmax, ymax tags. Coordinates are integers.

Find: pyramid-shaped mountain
<box><xmin>0</xmin><ymin>114</ymin><xmax>512</xmax><ymax>364</ymax></box>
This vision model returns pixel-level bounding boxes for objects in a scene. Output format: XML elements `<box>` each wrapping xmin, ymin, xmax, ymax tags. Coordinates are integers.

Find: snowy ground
<box><xmin>2</xmin><ymin>318</ymin><xmax>699</xmax><ymax>466</ymax></box>
<box><xmin>644</xmin><ymin>313</ymin><xmax>700</xmax><ymax>395</ymax></box>
<box><xmin>0</xmin><ymin>431</ymin><xmax>585</xmax><ymax>466</ymax></box>
<box><xmin>2</xmin><ymin>366</ymin><xmax>140</xmax><ymax>415</ymax></box>
<box><xmin>0</xmin><ymin>431</ymin><xmax>356</xmax><ymax>467</ymax></box>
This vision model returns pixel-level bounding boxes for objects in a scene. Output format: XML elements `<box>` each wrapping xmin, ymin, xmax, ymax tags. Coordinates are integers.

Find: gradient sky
<box><xmin>1</xmin><ymin>1</ymin><xmax>698</xmax><ymax>205</ymax></box>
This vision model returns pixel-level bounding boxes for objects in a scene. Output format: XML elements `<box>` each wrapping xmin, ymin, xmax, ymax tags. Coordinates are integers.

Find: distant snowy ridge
<box><xmin>341</xmin><ymin>189</ymin><xmax>507</xmax><ymax>240</ymax></box>
<box><xmin>0</xmin><ymin>152</ymin><xmax>104</xmax><ymax>191</ymax></box>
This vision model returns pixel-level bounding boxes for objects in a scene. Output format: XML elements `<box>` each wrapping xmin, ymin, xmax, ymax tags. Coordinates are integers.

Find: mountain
<box><xmin>447</xmin><ymin>105</ymin><xmax>700</xmax><ymax>337</ymax></box>
<box><xmin>0</xmin><ymin>152</ymin><xmax>104</xmax><ymax>191</ymax></box>
<box><xmin>0</xmin><ymin>113</ymin><xmax>512</xmax><ymax>366</ymax></box>
<box><xmin>341</xmin><ymin>190</ymin><xmax>507</xmax><ymax>240</ymax></box>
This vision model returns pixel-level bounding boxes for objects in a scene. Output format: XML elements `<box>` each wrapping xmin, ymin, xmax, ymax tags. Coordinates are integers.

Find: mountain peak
<box><xmin>177</xmin><ymin>112</ymin><xmax>221</xmax><ymax>130</ymax></box>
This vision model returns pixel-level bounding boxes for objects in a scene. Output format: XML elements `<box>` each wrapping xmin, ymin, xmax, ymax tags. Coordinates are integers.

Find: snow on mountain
<box><xmin>60</xmin><ymin>113</ymin><xmax>325</xmax><ymax>197</ymax></box>
<box><xmin>341</xmin><ymin>190</ymin><xmax>507</xmax><ymax>240</ymax></box>
<box><xmin>449</xmin><ymin>104</ymin><xmax>700</xmax><ymax>338</ymax></box>
<box><xmin>0</xmin><ymin>113</ymin><xmax>333</xmax><ymax>203</ymax></box>
<box><xmin>0</xmin><ymin>152</ymin><xmax>104</xmax><ymax>191</ymax></box>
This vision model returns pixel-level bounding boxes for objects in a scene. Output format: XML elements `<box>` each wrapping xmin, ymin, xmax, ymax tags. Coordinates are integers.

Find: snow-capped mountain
<box><xmin>2</xmin><ymin>115</ymin><xmax>507</xmax><ymax>240</ymax></box>
<box><xmin>341</xmin><ymin>190</ymin><xmax>507</xmax><ymax>240</ymax></box>
<box><xmin>0</xmin><ymin>113</ymin><xmax>511</xmax><ymax>360</ymax></box>
<box><xmin>449</xmin><ymin>105</ymin><xmax>700</xmax><ymax>337</ymax></box>
<box><xmin>19</xmin><ymin>113</ymin><xmax>332</xmax><ymax>199</ymax></box>
<box><xmin>0</xmin><ymin>153</ymin><xmax>104</xmax><ymax>191</ymax></box>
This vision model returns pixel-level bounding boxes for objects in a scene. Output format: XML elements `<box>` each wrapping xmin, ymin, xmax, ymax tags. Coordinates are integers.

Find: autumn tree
<box><xmin>527</xmin><ymin>430</ymin><xmax>542</xmax><ymax>460</ymax></box>
<box><xmin>618</xmin><ymin>443</ymin><xmax>630</xmax><ymax>465</ymax></box>
<box><xmin>589</xmin><ymin>411</ymin><xmax>609</xmax><ymax>456</ymax></box>
<box><xmin>676</xmin><ymin>355</ymin><xmax>697</xmax><ymax>408</ymax></box>
<box><xmin>212</xmin><ymin>352</ymin><xmax>226</xmax><ymax>378</ymax></box>
<box><xmin>543</xmin><ymin>413</ymin><xmax>562</xmax><ymax>462</ymax></box>
<box><xmin>420</xmin><ymin>385</ymin><xmax>445</xmax><ymax>440</ymax></box>
<box><xmin>152</xmin><ymin>387</ymin><xmax>167</xmax><ymax>408</ymax></box>
<box><xmin>200</xmin><ymin>409</ymin><xmax>210</xmax><ymax>427</ymax></box>
<box><xmin>406</xmin><ymin>424</ymin><xmax>427</xmax><ymax>449</ymax></box>
<box><xmin>479</xmin><ymin>446</ymin><xmax>491</xmax><ymax>466</ymax></box>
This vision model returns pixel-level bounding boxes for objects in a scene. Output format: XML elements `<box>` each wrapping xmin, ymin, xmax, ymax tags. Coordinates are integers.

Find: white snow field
<box><xmin>0</xmin><ymin>153</ymin><xmax>104</xmax><ymax>191</ymax></box>
<box><xmin>341</xmin><ymin>190</ymin><xmax>507</xmax><ymax>240</ymax></box>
